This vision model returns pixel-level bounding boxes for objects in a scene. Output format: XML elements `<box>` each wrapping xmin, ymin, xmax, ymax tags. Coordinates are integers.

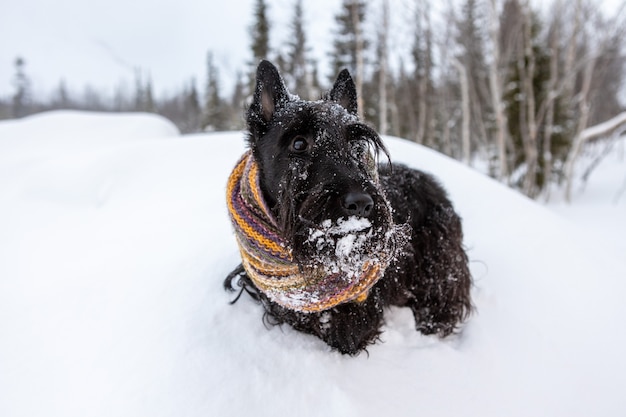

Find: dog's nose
<box><xmin>341</xmin><ymin>191</ymin><xmax>374</xmax><ymax>217</ymax></box>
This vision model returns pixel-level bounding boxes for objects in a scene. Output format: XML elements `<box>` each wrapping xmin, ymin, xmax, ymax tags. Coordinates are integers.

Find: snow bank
<box><xmin>0</xmin><ymin>111</ymin><xmax>179</xmax><ymax>165</ymax></box>
<box><xmin>0</xmin><ymin>110</ymin><xmax>180</xmax><ymax>142</ymax></box>
<box><xmin>1</xmin><ymin>112</ymin><xmax>625</xmax><ymax>417</ymax></box>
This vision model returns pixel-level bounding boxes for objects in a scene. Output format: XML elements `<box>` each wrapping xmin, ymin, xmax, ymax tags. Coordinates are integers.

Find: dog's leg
<box><xmin>226</xmin><ymin>264</ymin><xmax>385</xmax><ymax>354</ymax></box>
<box><xmin>306</xmin><ymin>294</ymin><xmax>385</xmax><ymax>355</ymax></box>
<box><xmin>232</xmin><ymin>285</ymin><xmax>385</xmax><ymax>355</ymax></box>
<box><xmin>407</xmin><ymin>203</ymin><xmax>472</xmax><ymax>336</ymax></box>
<box><xmin>380</xmin><ymin>164</ymin><xmax>473</xmax><ymax>337</ymax></box>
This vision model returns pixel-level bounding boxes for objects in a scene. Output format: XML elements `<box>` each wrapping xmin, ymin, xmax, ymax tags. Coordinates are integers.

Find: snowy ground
<box><xmin>547</xmin><ymin>138</ymin><xmax>626</xmax><ymax>255</ymax></box>
<box><xmin>1</xmin><ymin>111</ymin><xmax>625</xmax><ymax>417</ymax></box>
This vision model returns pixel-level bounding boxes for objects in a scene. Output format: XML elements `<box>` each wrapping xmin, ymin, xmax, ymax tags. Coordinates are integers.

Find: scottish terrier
<box><xmin>225</xmin><ymin>60</ymin><xmax>472</xmax><ymax>355</ymax></box>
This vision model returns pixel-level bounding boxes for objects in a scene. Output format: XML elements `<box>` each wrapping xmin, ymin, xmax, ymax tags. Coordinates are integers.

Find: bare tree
<box><xmin>412</xmin><ymin>0</ymin><xmax>434</xmax><ymax>146</ymax></box>
<box><xmin>488</xmin><ymin>0</ymin><xmax>509</xmax><ymax>180</ymax></box>
<box><xmin>561</xmin><ymin>0</ymin><xmax>581</xmax><ymax>116</ymax></box>
<box><xmin>564</xmin><ymin>111</ymin><xmax>626</xmax><ymax>201</ymax></box>
<box><xmin>351</xmin><ymin>0</ymin><xmax>365</xmax><ymax>120</ymax></box>
<box><xmin>456</xmin><ymin>0</ymin><xmax>490</xmax><ymax>157</ymax></box>
<box><xmin>518</xmin><ymin>0</ymin><xmax>539</xmax><ymax>196</ymax></box>
<box><xmin>540</xmin><ymin>0</ymin><xmax>562</xmax><ymax>200</ymax></box>
<box><xmin>453</xmin><ymin>58</ymin><xmax>471</xmax><ymax>164</ymax></box>
<box><xmin>377</xmin><ymin>0</ymin><xmax>389</xmax><ymax>135</ymax></box>
<box><xmin>560</xmin><ymin>1</ymin><xmax>626</xmax><ymax>200</ymax></box>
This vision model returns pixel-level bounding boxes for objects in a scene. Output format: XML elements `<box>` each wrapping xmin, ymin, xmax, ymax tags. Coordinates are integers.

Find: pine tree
<box><xmin>229</xmin><ymin>71</ymin><xmax>246</xmax><ymax>129</ymax></box>
<box><xmin>309</xmin><ymin>62</ymin><xmax>322</xmax><ymax>98</ymax></box>
<box><xmin>134</xmin><ymin>69</ymin><xmax>146</xmax><ymax>111</ymax></box>
<box><xmin>456</xmin><ymin>0</ymin><xmax>490</xmax><ymax>149</ymax></box>
<box><xmin>144</xmin><ymin>76</ymin><xmax>155</xmax><ymax>113</ymax></box>
<box><xmin>182</xmin><ymin>78</ymin><xmax>201</xmax><ymax>133</ymax></box>
<box><xmin>113</xmin><ymin>81</ymin><xmax>133</xmax><ymax>112</ymax></box>
<box><xmin>329</xmin><ymin>0</ymin><xmax>368</xmax><ymax>119</ymax></box>
<box><xmin>249</xmin><ymin>0</ymin><xmax>271</xmax><ymax>91</ymax></box>
<box><xmin>201</xmin><ymin>52</ymin><xmax>225</xmax><ymax>131</ymax></box>
<box><xmin>285</xmin><ymin>0</ymin><xmax>312</xmax><ymax>98</ymax></box>
<box><xmin>52</xmin><ymin>80</ymin><xmax>71</xmax><ymax>109</ymax></box>
<box><xmin>0</xmin><ymin>98</ymin><xmax>10</xmax><ymax>119</ymax></box>
<box><xmin>132</xmin><ymin>69</ymin><xmax>156</xmax><ymax>113</ymax></box>
<box><xmin>12</xmin><ymin>57</ymin><xmax>31</xmax><ymax>118</ymax></box>
<box><xmin>394</xmin><ymin>60</ymin><xmax>418</xmax><ymax>140</ymax></box>
<box><xmin>329</xmin><ymin>1</ymin><xmax>367</xmax><ymax>76</ymax></box>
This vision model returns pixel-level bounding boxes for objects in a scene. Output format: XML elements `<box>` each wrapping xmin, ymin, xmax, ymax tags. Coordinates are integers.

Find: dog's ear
<box><xmin>249</xmin><ymin>60</ymin><xmax>289</xmax><ymax>126</ymax></box>
<box><xmin>327</xmin><ymin>69</ymin><xmax>358</xmax><ymax>116</ymax></box>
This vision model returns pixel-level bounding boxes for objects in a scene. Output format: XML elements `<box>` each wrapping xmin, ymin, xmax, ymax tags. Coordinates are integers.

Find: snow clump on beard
<box><xmin>303</xmin><ymin>216</ymin><xmax>401</xmax><ymax>280</ymax></box>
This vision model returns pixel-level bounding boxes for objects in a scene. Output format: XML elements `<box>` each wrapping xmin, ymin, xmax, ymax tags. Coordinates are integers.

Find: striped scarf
<box><xmin>226</xmin><ymin>151</ymin><xmax>389</xmax><ymax>313</ymax></box>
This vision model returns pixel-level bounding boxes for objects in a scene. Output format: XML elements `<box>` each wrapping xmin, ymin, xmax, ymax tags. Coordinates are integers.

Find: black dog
<box><xmin>225</xmin><ymin>60</ymin><xmax>472</xmax><ymax>355</ymax></box>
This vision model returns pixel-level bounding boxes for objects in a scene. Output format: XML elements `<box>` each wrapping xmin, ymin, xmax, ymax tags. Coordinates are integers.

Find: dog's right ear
<box><xmin>247</xmin><ymin>60</ymin><xmax>289</xmax><ymax>137</ymax></box>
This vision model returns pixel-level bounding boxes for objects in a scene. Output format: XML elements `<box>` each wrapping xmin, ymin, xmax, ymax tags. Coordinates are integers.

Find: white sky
<box><xmin>1</xmin><ymin>0</ymin><xmax>622</xmax><ymax>101</ymax></box>
<box><xmin>0</xmin><ymin>0</ymin><xmax>344</xmax><ymax>99</ymax></box>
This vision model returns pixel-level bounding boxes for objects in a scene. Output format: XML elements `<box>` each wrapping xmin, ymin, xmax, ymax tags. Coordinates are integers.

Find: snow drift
<box><xmin>1</xmin><ymin>111</ymin><xmax>625</xmax><ymax>417</ymax></box>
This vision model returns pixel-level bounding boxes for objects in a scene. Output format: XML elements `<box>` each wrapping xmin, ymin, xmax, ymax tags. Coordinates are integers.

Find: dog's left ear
<box><xmin>249</xmin><ymin>60</ymin><xmax>289</xmax><ymax>125</ymax></box>
<box><xmin>327</xmin><ymin>69</ymin><xmax>358</xmax><ymax>116</ymax></box>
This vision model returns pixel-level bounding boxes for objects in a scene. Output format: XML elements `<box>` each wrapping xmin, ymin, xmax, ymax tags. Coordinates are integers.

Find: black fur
<box><xmin>225</xmin><ymin>60</ymin><xmax>472</xmax><ymax>355</ymax></box>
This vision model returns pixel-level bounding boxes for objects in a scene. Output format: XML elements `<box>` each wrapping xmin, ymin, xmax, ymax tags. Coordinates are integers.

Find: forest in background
<box><xmin>1</xmin><ymin>0</ymin><xmax>625</xmax><ymax>199</ymax></box>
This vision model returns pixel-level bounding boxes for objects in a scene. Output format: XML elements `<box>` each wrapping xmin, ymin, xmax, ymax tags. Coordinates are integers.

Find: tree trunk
<box><xmin>521</xmin><ymin>0</ymin><xmax>539</xmax><ymax>197</ymax></box>
<box><xmin>453</xmin><ymin>58</ymin><xmax>471</xmax><ymax>165</ymax></box>
<box><xmin>562</xmin><ymin>0</ymin><xmax>581</xmax><ymax>111</ymax></box>
<box><xmin>378</xmin><ymin>0</ymin><xmax>389</xmax><ymax>135</ymax></box>
<box><xmin>542</xmin><ymin>2</ymin><xmax>561</xmax><ymax>200</ymax></box>
<box><xmin>488</xmin><ymin>0</ymin><xmax>509</xmax><ymax>180</ymax></box>
<box><xmin>563</xmin><ymin>56</ymin><xmax>597</xmax><ymax>202</ymax></box>
<box><xmin>351</xmin><ymin>1</ymin><xmax>365</xmax><ymax>120</ymax></box>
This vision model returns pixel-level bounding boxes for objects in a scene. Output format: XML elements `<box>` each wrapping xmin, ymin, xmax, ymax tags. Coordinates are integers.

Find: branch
<box><xmin>577</xmin><ymin>112</ymin><xmax>626</xmax><ymax>143</ymax></box>
<box><xmin>564</xmin><ymin>111</ymin><xmax>626</xmax><ymax>201</ymax></box>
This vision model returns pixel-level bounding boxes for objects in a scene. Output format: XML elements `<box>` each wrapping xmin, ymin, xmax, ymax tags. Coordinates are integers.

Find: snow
<box><xmin>304</xmin><ymin>216</ymin><xmax>390</xmax><ymax>279</ymax></box>
<box><xmin>1</xmin><ymin>111</ymin><xmax>626</xmax><ymax>417</ymax></box>
<box><xmin>548</xmin><ymin>137</ymin><xmax>626</xmax><ymax>255</ymax></box>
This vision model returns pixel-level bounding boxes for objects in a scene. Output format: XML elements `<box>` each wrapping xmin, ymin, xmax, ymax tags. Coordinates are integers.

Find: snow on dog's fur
<box><xmin>225</xmin><ymin>61</ymin><xmax>472</xmax><ymax>355</ymax></box>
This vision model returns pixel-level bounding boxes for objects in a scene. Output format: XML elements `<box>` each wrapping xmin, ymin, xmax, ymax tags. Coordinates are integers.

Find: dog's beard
<box><xmin>276</xmin><ymin>179</ymin><xmax>409</xmax><ymax>278</ymax></box>
<box><xmin>301</xmin><ymin>216</ymin><xmax>390</xmax><ymax>279</ymax></box>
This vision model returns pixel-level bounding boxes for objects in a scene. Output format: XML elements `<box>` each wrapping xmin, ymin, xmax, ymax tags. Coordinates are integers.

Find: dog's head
<box><xmin>245</xmin><ymin>60</ymin><xmax>403</xmax><ymax>274</ymax></box>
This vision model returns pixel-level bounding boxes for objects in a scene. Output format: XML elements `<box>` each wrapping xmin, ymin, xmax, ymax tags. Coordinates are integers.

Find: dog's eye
<box><xmin>290</xmin><ymin>136</ymin><xmax>308</xmax><ymax>153</ymax></box>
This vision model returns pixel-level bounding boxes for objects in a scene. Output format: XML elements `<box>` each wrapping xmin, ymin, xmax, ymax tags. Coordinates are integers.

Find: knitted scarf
<box><xmin>226</xmin><ymin>151</ymin><xmax>389</xmax><ymax>313</ymax></box>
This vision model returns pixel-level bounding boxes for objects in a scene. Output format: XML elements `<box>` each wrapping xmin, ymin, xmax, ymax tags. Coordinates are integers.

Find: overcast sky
<box><xmin>1</xmin><ymin>0</ymin><xmax>622</xmax><ymax>101</ymax></box>
<box><xmin>0</xmin><ymin>0</ymin><xmax>345</xmax><ymax>99</ymax></box>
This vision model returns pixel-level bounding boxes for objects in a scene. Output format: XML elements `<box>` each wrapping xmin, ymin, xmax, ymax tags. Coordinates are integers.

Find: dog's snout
<box><xmin>341</xmin><ymin>191</ymin><xmax>374</xmax><ymax>217</ymax></box>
